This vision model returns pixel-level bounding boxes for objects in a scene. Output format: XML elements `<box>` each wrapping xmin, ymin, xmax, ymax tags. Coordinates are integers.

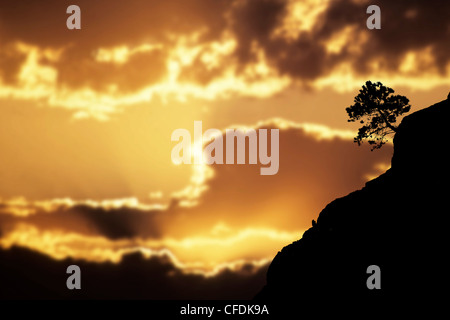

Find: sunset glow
<box><xmin>0</xmin><ymin>0</ymin><xmax>449</xmax><ymax>299</ymax></box>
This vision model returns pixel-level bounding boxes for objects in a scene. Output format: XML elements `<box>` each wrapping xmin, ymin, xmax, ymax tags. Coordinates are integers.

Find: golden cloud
<box><xmin>0</xmin><ymin>38</ymin><xmax>291</xmax><ymax>121</ymax></box>
<box><xmin>0</xmin><ymin>196</ymin><xmax>167</xmax><ymax>218</ymax></box>
<box><xmin>0</xmin><ymin>222</ymin><xmax>300</xmax><ymax>276</ymax></box>
<box><xmin>0</xmin><ymin>1</ymin><xmax>448</xmax><ymax>120</ymax></box>
<box><xmin>94</xmin><ymin>43</ymin><xmax>164</xmax><ymax>64</ymax></box>
<box><xmin>272</xmin><ymin>0</ymin><xmax>331</xmax><ymax>39</ymax></box>
<box><xmin>0</xmin><ymin>118</ymin><xmax>393</xmax><ymax>276</ymax></box>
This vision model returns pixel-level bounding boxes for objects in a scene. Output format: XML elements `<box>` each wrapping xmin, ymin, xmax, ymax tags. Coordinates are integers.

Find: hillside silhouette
<box><xmin>256</xmin><ymin>96</ymin><xmax>449</xmax><ymax>313</ymax></box>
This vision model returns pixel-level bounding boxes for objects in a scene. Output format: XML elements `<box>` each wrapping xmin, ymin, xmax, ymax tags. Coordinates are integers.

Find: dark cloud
<box><xmin>0</xmin><ymin>0</ymin><xmax>230</xmax><ymax>93</ymax></box>
<box><xmin>318</xmin><ymin>0</ymin><xmax>450</xmax><ymax>74</ymax></box>
<box><xmin>56</xmin><ymin>49</ymin><xmax>168</xmax><ymax>93</ymax></box>
<box><xmin>229</xmin><ymin>0</ymin><xmax>450</xmax><ymax>80</ymax></box>
<box><xmin>230</xmin><ymin>0</ymin><xmax>287</xmax><ymax>63</ymax></box>
<box><xmin>229</xmin><ymin>0</ymin><xmax>329</xmax><ymax>79</ymax></box>
<box><xmin>0</xmin><ymin>0</ymin><xmax>229</xmax><ymax>47</ymax></box>
<box><xmin>0</xmin><ymin>246</ymin><xmax>268</xmax><ymax>299</ymax></box>
<box><xmin>0</xmin><ymin>204</ymin><xmax>162</xmax><ymax>240</ymax></box>
<box><xmin>1</xmin><ymin>0</ymin><xmax>447</xmax><ymax>95</ymax></box>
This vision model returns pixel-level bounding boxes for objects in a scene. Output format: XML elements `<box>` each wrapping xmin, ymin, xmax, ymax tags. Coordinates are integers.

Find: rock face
<box><xmin>256</xmin><ymin>98</ymin><xmax>449</xmax><ymax>310</ymax></box>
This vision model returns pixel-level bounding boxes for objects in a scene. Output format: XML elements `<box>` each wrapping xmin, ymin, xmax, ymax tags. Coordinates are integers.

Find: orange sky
<box><xmin>0</xmin><ymin>0</ymin><xmax>449</xmax><ymax>278</ymax></box>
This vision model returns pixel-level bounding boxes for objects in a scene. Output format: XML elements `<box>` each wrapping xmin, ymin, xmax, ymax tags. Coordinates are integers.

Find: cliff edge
<box><xmin>256</xmin><ymin>97</ymin><xmax>449</xmax><ymax>312</ymax></box>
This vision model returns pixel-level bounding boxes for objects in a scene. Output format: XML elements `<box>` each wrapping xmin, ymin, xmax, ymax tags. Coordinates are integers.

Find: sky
<box><xmin>0</xmin><ymin>0</ymin><xmax>449</xmax><ymax>298</ymax></box>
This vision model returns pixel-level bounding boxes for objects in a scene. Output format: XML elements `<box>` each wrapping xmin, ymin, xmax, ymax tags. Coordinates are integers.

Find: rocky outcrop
<box><xmin>256</xmin><ymin>97</ymin><xmax>450</xmax><ymax>313</ymax></box>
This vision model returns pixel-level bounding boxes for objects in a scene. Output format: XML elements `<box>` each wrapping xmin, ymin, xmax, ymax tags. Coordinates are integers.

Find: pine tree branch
<box><xmin>376</xmin><ymin>107</ymin><xmax>397</xmax><ymax>133</ymax></box>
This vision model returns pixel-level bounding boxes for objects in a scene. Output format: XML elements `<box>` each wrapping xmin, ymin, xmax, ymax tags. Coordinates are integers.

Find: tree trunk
<box><xmin>377</xmin><ymin>107</ymin><xmax>397</xmax><ymax>133</ymax></box>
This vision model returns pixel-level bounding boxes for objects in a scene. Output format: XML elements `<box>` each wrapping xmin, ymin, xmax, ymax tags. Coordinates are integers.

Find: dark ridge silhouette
<box><xmin>256</xmin><ymin>96</ymin><xmax>450</xmax><ymax>313</ymax></box>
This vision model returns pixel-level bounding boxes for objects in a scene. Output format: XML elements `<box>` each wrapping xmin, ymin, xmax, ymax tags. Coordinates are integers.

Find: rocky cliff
<box><xmin>256</xmin><ymin>97</ymin><xmax>449</xmax><ymax>313</ymax></box>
